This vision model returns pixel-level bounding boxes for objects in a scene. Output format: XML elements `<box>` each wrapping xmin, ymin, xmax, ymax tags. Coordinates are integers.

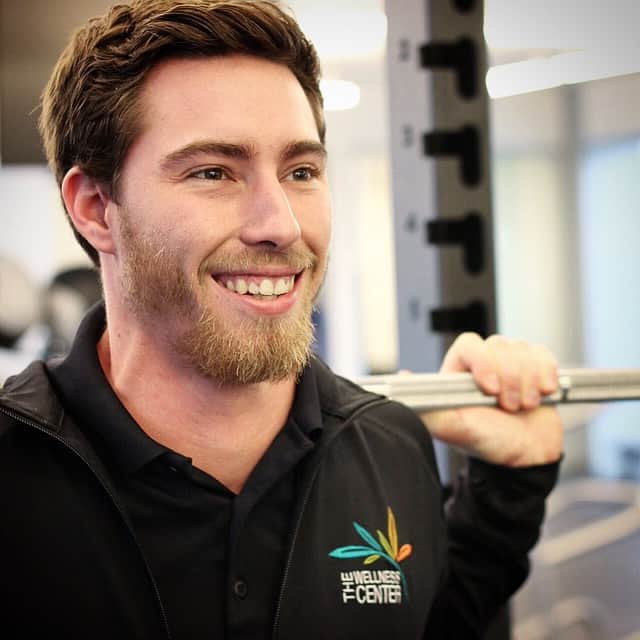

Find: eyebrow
<box><xmin>160</xmin><ymin>139</ymin><xmax>327</xmax><ymax>173</ymax></box>
<box><xmin>160</xmin><ymin>141</ymin><xmax>253</xmax><ymax>172</ymax></box>
<box><xmin>281</xmin><ymin>140</ymin><xmax>327</xmax><ymax>163</ymax></box>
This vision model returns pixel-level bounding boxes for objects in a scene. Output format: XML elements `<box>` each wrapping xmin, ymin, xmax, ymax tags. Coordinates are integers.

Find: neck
<box><xmin>97</xmin><ymin>312</ymin><xmax>297</xmax><ymax>494</ymax></box>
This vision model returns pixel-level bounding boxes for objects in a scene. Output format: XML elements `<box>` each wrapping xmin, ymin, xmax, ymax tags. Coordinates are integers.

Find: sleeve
<box><xmin>423</xmin><ymin>457</ymin><xmax>561</xmax><ymax>638</ymax></box>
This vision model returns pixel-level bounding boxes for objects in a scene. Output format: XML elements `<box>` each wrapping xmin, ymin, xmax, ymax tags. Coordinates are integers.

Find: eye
<box><xmin>190</xmin><ymin>167</ymin><xmax>227</xmax><ymax>181</ymax></box>
<box><xmin>286</xmin><ymin>166</ymin><xmax>318</xmax><ymax>182</ymax></box>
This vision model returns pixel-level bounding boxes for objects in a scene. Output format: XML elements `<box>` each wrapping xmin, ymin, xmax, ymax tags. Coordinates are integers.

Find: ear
<box><xmin>61</xmin><ymin>167</ymin><xmax>118</xmax><ymax>257</ymax></box>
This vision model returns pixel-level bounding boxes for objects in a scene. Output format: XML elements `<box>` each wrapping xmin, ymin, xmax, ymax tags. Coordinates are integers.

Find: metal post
<box><xmin>385</xmin><ymin>1</ymin><xmax>506</xmax><ymax>636</ymax></box>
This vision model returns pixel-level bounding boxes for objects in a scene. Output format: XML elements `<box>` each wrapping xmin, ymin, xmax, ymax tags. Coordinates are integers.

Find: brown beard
<box><xmin>118</xmin><ymin>210</ymin><xmax>318</xmax><ymax>385</ymax></box>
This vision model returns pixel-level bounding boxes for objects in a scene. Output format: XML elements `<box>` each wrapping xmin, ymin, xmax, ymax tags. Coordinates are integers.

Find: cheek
<box><xmin>300</xmin><ymin>195</ymin><xmax>332</xmax><ymax>254</ymax></box>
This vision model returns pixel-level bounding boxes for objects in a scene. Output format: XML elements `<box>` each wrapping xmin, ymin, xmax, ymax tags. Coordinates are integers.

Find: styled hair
<box><xmin>39</xmin><ymin>0</ymin><xmax>324</xmax><ymax>265</ymax></box>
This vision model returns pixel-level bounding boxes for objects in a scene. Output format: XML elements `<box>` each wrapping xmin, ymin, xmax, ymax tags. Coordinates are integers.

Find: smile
<box><xmin>213</xmin><ymin>274</ymin><xmax>296</xmax><ymax>298</ymax></box>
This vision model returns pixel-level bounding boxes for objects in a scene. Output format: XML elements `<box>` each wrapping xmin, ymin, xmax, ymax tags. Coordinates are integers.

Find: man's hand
<box><xmin>420</xmin><ymin>333</ymin><xmax>564</xmax><ymax>467</ymax></box>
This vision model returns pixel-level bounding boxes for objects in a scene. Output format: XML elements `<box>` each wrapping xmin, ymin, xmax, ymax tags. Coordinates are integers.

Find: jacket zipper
<box><xmin>0</xmin><ymin>406</ymin><xmax>173</xmax><ymax>640</ymax></box>
<box><xmin>271</xmin><ymin>453</ymin><xmax>322</xmax><ymax>639</ymax></box>
<box><xmin>271</xmin><ymin>397</ymin><xmax>389</xmax><ymax>639</ymax></box>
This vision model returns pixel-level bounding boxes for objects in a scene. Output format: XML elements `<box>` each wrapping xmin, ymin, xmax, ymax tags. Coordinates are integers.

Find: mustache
<box><xmin>200</xmin><ymin>245</ymin><xmax>318</xmax><ymax>276</ymax></box>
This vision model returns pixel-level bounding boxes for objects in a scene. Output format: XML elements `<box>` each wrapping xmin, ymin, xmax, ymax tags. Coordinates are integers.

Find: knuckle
<box><xmin>500</xmin><ymin>370</ymin><xmax>521</xmax><ymax>391</ymax></box>
<box><xmin>502</xmin><ymin>339</ymin><xmax>531</xmax><ymax>359</ymax></box>
<box><xmin>529</xmin><ymin>371</ymin><xmax>542</xmax><ymax>387</ymax></box>
<box><xmin>485</xmin><ymin>333</ymin><xmax>506</xmax><ymax>347</ymax></box>
<box><xmin>456</xmin><ymin>331</ymin><xmax>482</xmax><ymax>346</ymax></box>
<box><xmin>533</xmin><ymin>343</ymin><xmax>558</xmax><ymax>365</ymax></box>
<box><xmin>485</xmin><ymin>335</ymin><xmax>510</xmax><ymax>357</ymax></box>
<box><xmin>513</xmin><ymin>339</ymin><xmax>530</xmax><ymax>351</ymax></box>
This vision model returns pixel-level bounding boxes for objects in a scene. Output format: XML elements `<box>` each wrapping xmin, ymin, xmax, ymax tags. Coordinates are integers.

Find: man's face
<box><xmin>110</xmin><ymin>55</ymin><xmax>331</xmax><ymax>384</ymax></box>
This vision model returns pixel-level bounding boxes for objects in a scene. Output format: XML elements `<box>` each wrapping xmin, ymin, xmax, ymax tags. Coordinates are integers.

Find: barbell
<box><xmin>355</xmin><ymin>368</ymin><xmax>640</xmax><ymax>412</ymax></box>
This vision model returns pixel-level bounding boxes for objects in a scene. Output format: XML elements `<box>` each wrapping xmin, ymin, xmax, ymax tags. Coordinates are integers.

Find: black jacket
<box><xmin>0</xmin><ymin>357</ymin><xmax>558</xmax><ymax>639</ymax></box>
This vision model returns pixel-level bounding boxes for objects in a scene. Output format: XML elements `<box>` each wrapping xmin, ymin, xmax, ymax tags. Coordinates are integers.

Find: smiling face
<box><xmin>108</xmin><ymin>54</ymin><xmax>331</xmax><ymax>384</ymax></box>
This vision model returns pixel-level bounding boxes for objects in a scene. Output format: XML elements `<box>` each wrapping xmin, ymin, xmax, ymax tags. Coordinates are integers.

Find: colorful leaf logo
<box><xmin>328</xmin><ymin>506</ymin><xmax>412</xmax><ymax>597</ymax></box>
<box><xmin>377</xmin><ymin>507</ymin><xmax>413</xmax><ymax>564</ymax></box>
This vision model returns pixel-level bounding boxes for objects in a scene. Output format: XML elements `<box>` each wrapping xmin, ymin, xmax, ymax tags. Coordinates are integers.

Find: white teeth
<box><xmin>219</xmin><ymin>275</ymin><xmax>294</xmax><ymax>296</ymax></box>
<box><xmin>259</xmin><ymin>279</ymin><xmax>274</xmax><ymax>295</ymax></box>
<box><xmin>274</xmin><ymin>278</ymin><xmax>289</xmax><ymax>295</ymax></box>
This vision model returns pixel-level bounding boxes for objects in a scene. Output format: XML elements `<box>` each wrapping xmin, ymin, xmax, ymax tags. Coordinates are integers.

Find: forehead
<box><xmin>133</xmin><ymin>54</ymin><xmax>320</xmax><ymax>154</ymax></box>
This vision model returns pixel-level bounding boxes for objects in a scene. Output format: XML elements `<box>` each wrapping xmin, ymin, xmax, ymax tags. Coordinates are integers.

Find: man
<box><xmin>0</xmin><ymin>1</ymin><xmax>562</xmax><ymax>638</ymax></box>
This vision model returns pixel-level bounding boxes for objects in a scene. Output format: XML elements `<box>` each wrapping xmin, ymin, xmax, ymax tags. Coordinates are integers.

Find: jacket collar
<box><xmin>0</xmin><ymin>325</ymin><xmax>383</xmax><ymax>461</ymax></box>
<box><xmin>0</xmin><ymin>358</ymin><xmax>122</xmax><ymax>498</ymax></box>
<box><xmin>0</xmin><ymin>360</ymin><xmax>65</xmax><ymax>433</ymax></box>
<box><xmin>310</xmin><ymin>355</ymin><xmax>383</xmax><ymax>422</ymax></box>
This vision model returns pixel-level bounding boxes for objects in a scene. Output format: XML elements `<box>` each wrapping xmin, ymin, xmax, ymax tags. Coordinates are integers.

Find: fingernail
<box><xmin>527</xmin><ymin>389</ymin><xmax>540</xmax><ymax>406</ymax></box>
<box><xmin>507</xmin><ymin>391</ymin><xmax>520</xmax><ymax>410</ymax></box>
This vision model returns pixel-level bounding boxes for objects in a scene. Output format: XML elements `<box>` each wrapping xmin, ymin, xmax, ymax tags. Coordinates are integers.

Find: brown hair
<box><xmin>39</xmin><ymin>0</ymin><xmax>324</xmax><ymax>265</ymax></box>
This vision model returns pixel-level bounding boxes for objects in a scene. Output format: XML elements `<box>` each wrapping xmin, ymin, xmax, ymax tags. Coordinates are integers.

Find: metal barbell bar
<box><xmin>355</xmin><ymin>368</ymin><xmax>640</xmax><ymax>412</ymax></box>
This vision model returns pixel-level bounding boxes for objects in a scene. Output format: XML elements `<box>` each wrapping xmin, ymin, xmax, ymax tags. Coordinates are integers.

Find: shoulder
<box><xmin>0</xmin><ymin>360</ymin><xmax>64</xmax><ymax>435</ymax></box>
<box><xmin>309</xmin><ymin>356</ymin><xmax>439</xmax><ymax>471</ymax></box>
<box><xmin>311</xmin><ymin>356</ymin><xmax>426</xmax><ymax>428</ymax></box>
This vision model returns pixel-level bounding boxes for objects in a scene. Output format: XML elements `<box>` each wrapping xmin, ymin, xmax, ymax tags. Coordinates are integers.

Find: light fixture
<box><xmin>484</xmin><ymin>0</ymin><xmax>640</xmax><ymax>98</ymax></box>
<box><xmin>486</xmin><ymin>45</ymin><xmax>640</xmax><ymax>98</ymax></box>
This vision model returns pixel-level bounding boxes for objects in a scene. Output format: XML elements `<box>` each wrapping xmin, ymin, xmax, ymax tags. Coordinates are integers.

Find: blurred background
<box><xmin>2</xmin><ymin>1</ymin><xmax>640</xmax><ymax>637</ymax></box>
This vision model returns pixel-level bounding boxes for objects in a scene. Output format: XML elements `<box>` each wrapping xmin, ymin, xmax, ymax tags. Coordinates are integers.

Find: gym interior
<box><xmin>1</xmin><ymin>1</ymin><xmax>639</xmax><ymax>637</ymax></box>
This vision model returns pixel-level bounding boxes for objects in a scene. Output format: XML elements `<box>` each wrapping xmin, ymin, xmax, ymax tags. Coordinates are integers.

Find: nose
<box><xmin>239</xmin><ymin>177</ymin><xmax>301</xmax><ymax>249</ymax></box>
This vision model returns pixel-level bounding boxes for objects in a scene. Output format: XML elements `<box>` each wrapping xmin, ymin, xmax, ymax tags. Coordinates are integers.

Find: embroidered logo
<box><xmin>329</xmin><ymin>506</ymin><xmax>412</xmax><ymax>604</ymax></box>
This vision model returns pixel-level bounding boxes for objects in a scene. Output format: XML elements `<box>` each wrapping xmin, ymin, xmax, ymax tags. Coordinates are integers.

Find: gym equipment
<box><xmin>356</xmin><ymin>368</ymin><xmax>640</xmax><ymax>412</ymax></box>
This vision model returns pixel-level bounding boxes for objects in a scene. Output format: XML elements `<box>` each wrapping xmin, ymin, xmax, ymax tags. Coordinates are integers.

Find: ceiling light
<box><xmin>486</xmin><ymin>45</ymin><xmax>640</xmax><ymax>98</ymax></box>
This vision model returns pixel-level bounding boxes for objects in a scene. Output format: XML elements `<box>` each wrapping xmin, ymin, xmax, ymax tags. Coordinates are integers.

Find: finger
<box><xmin>531</xmin><ymin>343</ymin><xmax>559</xmax><ymax>395</ymax></box>
<box><xmin>440</xmin><ymin>332</ymin><xmax>500</xmax><ymax>394</ymax></box>
<box><xmin>515</xmin><ymin>340</ymin><xmax>542</xmax><ymax>411</ymax></box>
<box><xmin>486</xmin><ymin>335</ymin><xmax>525</xmax><ymax>412</ymax></box>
